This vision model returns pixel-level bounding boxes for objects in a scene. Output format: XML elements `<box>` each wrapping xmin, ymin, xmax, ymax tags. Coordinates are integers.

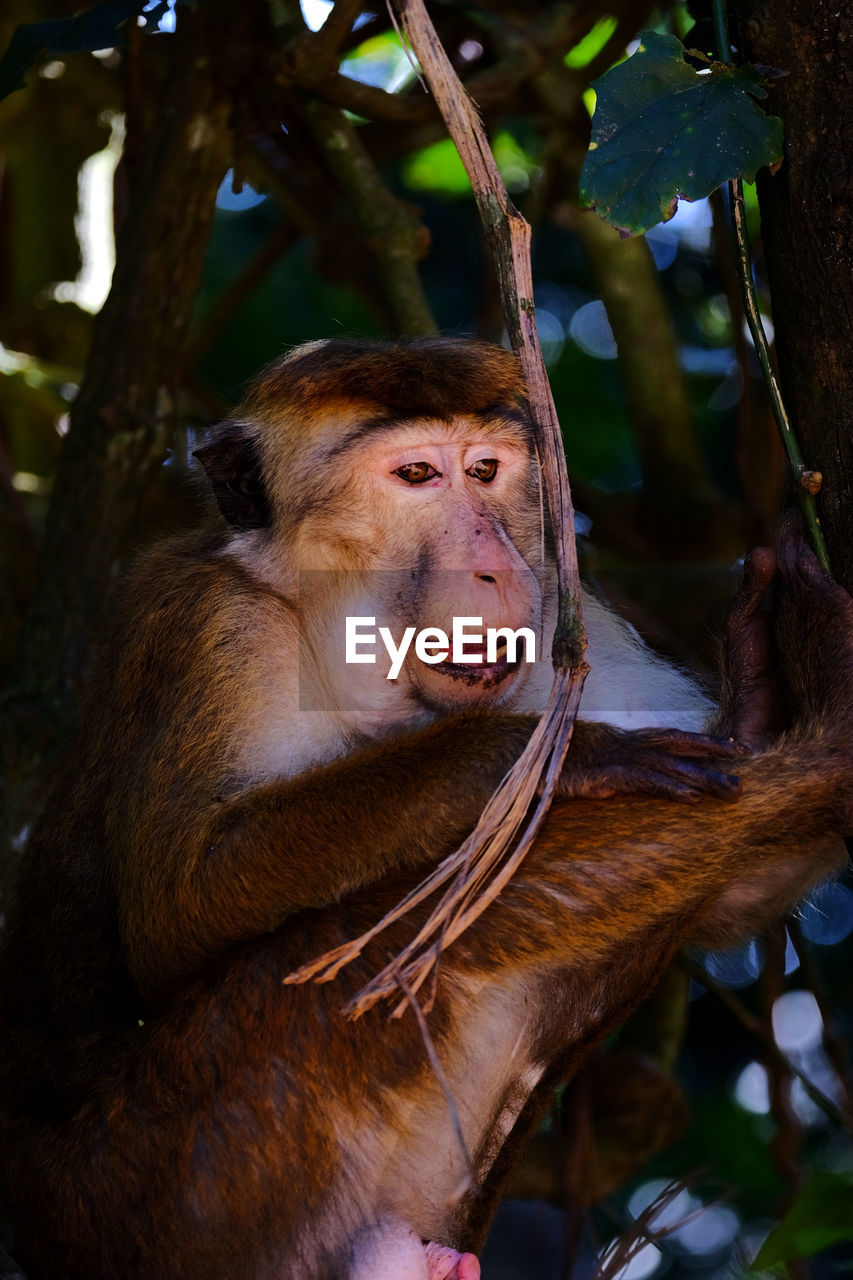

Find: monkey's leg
<box><xmin>690</xmin><ymin>520</ymin><xmax>851</xmax><ymax>940</ymax></box>
<box><xmin>714</xmin><ymin>545</ymin><xmax>780</xmax><ymax>745</ymax></box>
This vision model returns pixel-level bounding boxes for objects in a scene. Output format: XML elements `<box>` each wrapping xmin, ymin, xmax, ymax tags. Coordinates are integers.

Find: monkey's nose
<box><xmin>469</xmin><ymin>569</ymin><xmax>534</xmax><ymax>619</ymax></box>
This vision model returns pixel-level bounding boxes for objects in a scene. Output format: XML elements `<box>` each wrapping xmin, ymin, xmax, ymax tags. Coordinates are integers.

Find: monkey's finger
<box><xmin>777</xmin><ymin>511</ymin><xmax>808</xmax><ymax>588</ymax></box>
<box><xmin>799</xmin><ymin>552</ymin><xmax>853</xmax><ymax>626</ymax></box>
<box><xmin>779</xmin><ymin>512</ymin><xmax>853</xmax><ymax>611</ymax></box>
<box><xmin>632</xmin><ymin>729</ymin><xmax>749</xmax><ymax>759</ymax></box>
<box><xmin>741</xmin><ymin>545</ymin><xmax>776</xmax><ymax>598</ymax></box>
<box><xmin>777</xmin><ymin>511</ymin><xmax>853</xmax><ymax>638</ymax></box>
<box><xmin>722</xmin><ymin>546</ymin><xmax>775</xmax><ymax>634</ymax></box>
<box><xmin>573</xmin><ymin>764</ymin><xmax>740</xmax><ymax>804</ymax></box>
<box><xmin>640</xmin><ymin>759</ymin><xmax>743</xmax><ymax>800</ymax></box>
<box><xmin>618</xmin><ymin>769</ymin><xmax>711</xmax><ymax>804</ymax></box>
<box><xmin>720</xmin><ymin>546</ymin><xmax>783</xmax><ymax>744</ymax></box>
<box><xmin>776</xmin><ymin>509</ymin><xmax>834</xmax><ymax>594</ymax></box>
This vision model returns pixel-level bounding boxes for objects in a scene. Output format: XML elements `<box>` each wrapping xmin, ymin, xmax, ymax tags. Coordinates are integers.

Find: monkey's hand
<box><xmin>718</xmin><ymin>515</ymin><xmax>853</xmax><ymax>751</ymax></box>
<box><xmin>775</xmin><ymin>512</ymin><xmax>853</xmax><ymax>743</ymax></box>
<box><xmin>557</xmin><ymin>722</ymin><xmax>746</xmax><ymax>804</ymax></box>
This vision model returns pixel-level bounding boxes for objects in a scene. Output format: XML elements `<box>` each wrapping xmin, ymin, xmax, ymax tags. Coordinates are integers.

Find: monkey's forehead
<box><xmin>248</xmin><ymin>408</ymin><xmax>534</xmax><ymax>471</ymax></box>
<box><xmin>242</xmin><ymin>337</ymin><xmax>527</xmax><ymax>421</ymax></box>
<box><xmin>330</xmin><ymin>408</ymin><xmax>534</xmax><ymax>453</ymax></box>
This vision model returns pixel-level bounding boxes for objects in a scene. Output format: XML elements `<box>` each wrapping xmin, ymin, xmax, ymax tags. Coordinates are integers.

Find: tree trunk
<box><xmin>0</xmin><ymin>2</ymin><xmax>236</xmax><ymax>889</ymax></box>
<box><xmin>736</xmin><ymin>0</ymin><xmax>853</xmax><ymax>590</ymax></box>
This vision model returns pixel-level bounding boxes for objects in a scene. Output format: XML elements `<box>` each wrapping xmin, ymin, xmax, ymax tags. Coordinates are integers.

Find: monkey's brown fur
<box><xmin>0</xmin><ymin>340</ymin><xmax>850</xmax><ymax>1280</ymax></box>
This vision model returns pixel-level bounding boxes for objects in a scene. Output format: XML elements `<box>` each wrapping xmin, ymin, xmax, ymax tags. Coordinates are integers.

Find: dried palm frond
<box><xmin>285</xmin><ymin>0</ymin><xmax>587</xmax><ymax>1016</ymax></box>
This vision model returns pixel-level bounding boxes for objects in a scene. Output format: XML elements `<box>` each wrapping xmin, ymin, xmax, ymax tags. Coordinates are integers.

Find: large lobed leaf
<box><xmin>579</xmin><ymin>30</ymin><xmax>783</xmax><ymax>236</ymax></box>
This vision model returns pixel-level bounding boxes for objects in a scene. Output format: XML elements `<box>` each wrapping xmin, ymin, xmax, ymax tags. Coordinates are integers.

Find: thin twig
<box><xmin>709</xmin><ymin>187</ymin><xmax>786</xmax><ymax>544</ymax></box>
<box><xmin>306</xmin><ymin>71</ymin><xmax>435</xmax><ymax>121</ymax></box>
<box><xmin>394</xmin><ymin>965</ymin><xmax>474</xmax><ymax>1202</ymax></box>
<box><xmin>383</xmin><ymin>0</ymin><xmax>427</xmax><ymax>92</ymax></box>
<box><xmin>710</xmin><ymin>0</ymin><xmax>830</xmax><ymax>571</ymax></box>
<box><xmin>761</xmin><ymin>925</ymin><xmax>804</xmax><ymax>1196</ymax></box>
<box><xmin>787</xmin><ymin>915</ymin><xmax>853</xmax><ymax>1112</ymax></box>
<box><xmin>186</xmin><ymin>223</ymin><xmax>297</xmax><ymax>366</ymax></box>
<box><xmin>592</xmin><ymin>1175</ymin><xmax>718</xmax><ymax>1280</ymax></box>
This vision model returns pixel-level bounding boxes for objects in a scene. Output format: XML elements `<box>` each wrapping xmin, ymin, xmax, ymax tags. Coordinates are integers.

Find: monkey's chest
<box><xmin>341</xmin><ymin>975</ymin><xmax>540</xmax><ymax>1234</ymax></box>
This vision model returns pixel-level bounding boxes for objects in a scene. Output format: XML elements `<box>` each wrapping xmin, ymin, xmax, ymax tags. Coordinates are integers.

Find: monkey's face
<box><xmin>292</xmin><ymin>415</ymin><xmax>550</xmax><ymax>727</ymax></box>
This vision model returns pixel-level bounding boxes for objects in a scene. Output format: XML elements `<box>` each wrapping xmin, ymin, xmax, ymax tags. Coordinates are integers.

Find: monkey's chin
<box><xmin>415</xmin><ymin>657</ymin><xmax>519</xmax><ymax>710</ymax></box>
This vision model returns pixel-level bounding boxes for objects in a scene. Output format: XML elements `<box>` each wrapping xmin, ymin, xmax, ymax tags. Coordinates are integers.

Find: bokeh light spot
<box><xmin>772</xmin><ymin>989</ymin><xmax>823</xmax><ymax>1054</ymax></box>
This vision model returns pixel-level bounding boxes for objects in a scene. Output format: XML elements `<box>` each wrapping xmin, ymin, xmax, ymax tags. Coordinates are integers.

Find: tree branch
<box><xmin>712</xmin><ymin>0</ymin><xmax>830</xmax><ymax>571</ymax></box>
<box><xmin>305</xmin><ymin>70</ymin><xmax>436</xmax><ymax>122</ymax></box>
<box><xmin>571</xmin><ymin>208</ymin><xmax>712</xmax><ymax>506</ymax></box>
<box><xmin>304</xmin><ymin>99</ymin><xmax>437</xmax><ymax>336</ymax></box>
<box><xmin>306</xmin><ymin>0</ymin><xmax>366</xmax><ymax>72</ymax></box>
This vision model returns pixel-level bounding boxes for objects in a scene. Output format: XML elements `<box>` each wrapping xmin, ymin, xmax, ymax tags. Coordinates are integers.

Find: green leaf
<box><xmin>0</xmin><ymin>0</ymin><xmax>182</xmax><ymax>103</ymax></box>
<box><xmin>564</xmin><ymin>16</ymin><xmax>618</xmax><ymax>69</ymax></box>
<box><xmin>579</xmin><ymin>30</ymin><xmax>783</xmax><ymax>235</ymax></box>
<box><xmin>403</xmin><ymin>131</ymin><xmax>538</xmax><ymax>199</ymax></box>
<box><xmin>403</xmin><ymin>138</ymin><xmax>472</xmax><ymax>197</ymax></box>
<box><xmin>341</xmin><ymin>29</ymin><xmax>417</xmax><ymax>96</ymax></box>
<box><xmin>752</xmin><ymin>1170</ymin><xmax>853</xmax><ymax>1269</ymax></box>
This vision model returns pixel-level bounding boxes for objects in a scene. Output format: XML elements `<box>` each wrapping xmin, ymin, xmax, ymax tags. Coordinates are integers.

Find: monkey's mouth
<box><xmin>431</xmin><ymin>642</ymin><xmax>517</xmax><ymax>686</ymax></box>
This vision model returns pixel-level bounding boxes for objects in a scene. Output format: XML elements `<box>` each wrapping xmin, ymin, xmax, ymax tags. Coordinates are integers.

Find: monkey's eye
<box><xmin>467</xmin><ymin>458</ymin><xmax>499</xmax><ymax>483</ymax></box>
<box><xmin>393</xmin><ymin>462</ymin><xmax>440</xmax><ymax>485</ymax></box>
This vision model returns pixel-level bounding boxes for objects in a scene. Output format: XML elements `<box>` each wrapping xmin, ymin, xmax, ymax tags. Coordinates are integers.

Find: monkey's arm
<box><xmin>452</xmin><ymin>522</ymin><xmax>853</xmax><ymax>978</ymax></box>
<box><xmin>114</xmin><ymin>708</ymin><xmax>533</xmax><ymax>997</ymax></box>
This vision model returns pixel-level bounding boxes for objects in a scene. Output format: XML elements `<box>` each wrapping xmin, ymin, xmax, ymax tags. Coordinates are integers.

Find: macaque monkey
<box><xmin>0</xmin><ymin>338</ymin><xmax>850</xmax><ymax>1280</ymax></box>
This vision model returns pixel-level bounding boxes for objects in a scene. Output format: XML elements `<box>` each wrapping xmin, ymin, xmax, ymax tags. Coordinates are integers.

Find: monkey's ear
<box><xmin>194</xmin><ymin>430</ymin><xmax>271</xmax><ymax>530</ymax></box>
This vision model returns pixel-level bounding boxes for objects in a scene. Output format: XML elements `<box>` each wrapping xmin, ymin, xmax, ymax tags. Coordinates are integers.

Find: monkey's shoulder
<box><xmin>99</xmin><ymin>531</ymin><xmax>297</xmax><ymax>696</ymax></box>
<box><xmin>54</xmin><ymin>532</ymin><xmax>302</xmax><ymax>815</ymax></box>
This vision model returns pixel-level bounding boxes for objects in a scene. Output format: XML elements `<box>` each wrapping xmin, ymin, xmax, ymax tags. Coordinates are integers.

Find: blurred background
<box><xmin>1</xmin><ymin>0</ymin><xmax>852</xmax><ymax>1276</ymax></box>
